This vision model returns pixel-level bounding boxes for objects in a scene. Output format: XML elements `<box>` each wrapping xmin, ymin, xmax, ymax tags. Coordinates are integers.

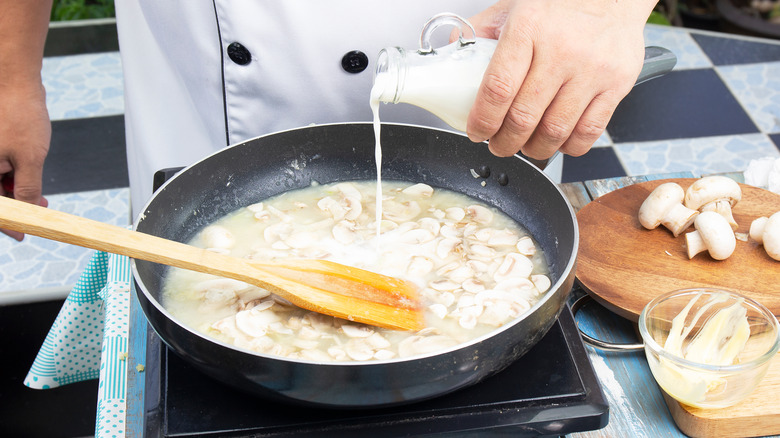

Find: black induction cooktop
<box><xmin>142</xmin><ymin>304</ymin><xmax>607</xmax><ymax>437</ymax></box>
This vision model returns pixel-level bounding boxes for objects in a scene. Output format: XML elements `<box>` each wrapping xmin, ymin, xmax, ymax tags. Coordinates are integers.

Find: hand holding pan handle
<box><xmin>523</xmin><ymin>46</ymin><xmax>677</xmax><ymax>171</ymax></box>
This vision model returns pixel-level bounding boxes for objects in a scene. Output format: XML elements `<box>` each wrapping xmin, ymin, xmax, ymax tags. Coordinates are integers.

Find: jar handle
<box><xmin>419</xmin><ymin>13</ymin><xmax>477</xmax><ymax>55</ymax></box>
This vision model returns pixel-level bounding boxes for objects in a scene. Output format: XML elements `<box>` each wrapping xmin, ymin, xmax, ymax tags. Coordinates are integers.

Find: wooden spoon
<box><xmin>0</xmin><ymin>196</ymin><xmax>423</xmax><ymax>331</ymax></box>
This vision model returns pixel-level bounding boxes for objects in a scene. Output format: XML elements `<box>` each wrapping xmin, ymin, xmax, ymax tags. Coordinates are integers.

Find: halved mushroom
<box><xmin>332</xmin><ymin>220</ymin><xmax>358</xmax><ymax>245</ymax></box>
<box><xmin>398</xmin><ymin>335</ymin><xmax>458</xmax><ymax>358</ymax></box>
<box><xmin>401</xmin><ymin>183</ymin><xmax>434</xmax><ymax>198</ymax></box>
<box><xmin>342</xmin><ymin>196</ymin><xmax>363</xmax><ymax>221</ymax></box>
<box><xmin>317</xmin><ymin>196</ymin><xmax>348</xmax><ymax>221</ymax></box>
<box><xmin>639</xmin><ymin>182</ymin><xmax>699</xmax><ymax>237</ymax></box>
<box><xmin>493</xmin><ymin>253</ymin><xmax>534</xmax><ymax>282</ymax></box>
<box><xmin>445</xmin><ymin>207</ymin><xmax>466</xmax><ymax>222</ymax></box>
<box><xmin>515</xmin><ymin>236</ymin><xmax>536</xmax><ymax>256</ymax></box>
<box><xmin>685</xmin><ymin>211</ymin><xmax>737</xmax><ymax>260</ymax></box>
<box><xmin>749</xmin><ymin>211</ymin><xmax>780</xmax><ymax>261</ymax></box>
<box><xmin>382</xmin><ymin>200</ymin><xmax>421</xmax><ymax>222</ymax></box>
<box><xmin>487</xmin><ymin>228</ymin><xmax>519</xmax><ymax>247</ymax></box>
<box><xmin>334</xmin><ymin>182</ymin><xmax>363</xmax><ymax>201</ymax></box>
<box><xmin>531</xmin><ymin>274</ymin><xmax>551</xmax><ymax>294</ymax></box>
<box><xmin>235</xmin><ymin>305</ymin><xmax>282</xmax><ymax>338</ymax></box>
<box><xmin>684</xmin><ymin>176</ymin><xmax>742</xmax><ymax>230</ymax></box>
<box><xmin>407</xmin><ymin>256</ymin><xmax>435</xmax><ymax>277</ymax></box>
<box><xmin>436</xmin><ymin>237</ymin><xmax>460</xmax><ymax>259</ymax></box>
<box><xmin>201</xmin><ymin>225</ymin><xmax>235</xmax><ymax>249</ymax></box>
<box><xmin>466</xmin><ymin>205</ymin><xmax>494</xmax><ymax>224</ymax></box>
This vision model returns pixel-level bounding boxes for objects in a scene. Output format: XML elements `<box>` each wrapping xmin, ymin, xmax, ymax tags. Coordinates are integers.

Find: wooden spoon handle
<box><xmin>0</xmin><ymin>194</ymin><xmax>237</xmax><ymax>276</ymax></box>
<box><xmin>0</xmin><ymin>196</ymin><xmax>423</xmax><ymax>330</ymax></box>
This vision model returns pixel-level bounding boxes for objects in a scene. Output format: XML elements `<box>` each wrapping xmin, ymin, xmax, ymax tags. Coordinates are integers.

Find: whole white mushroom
<box><xmin>639</xmin><ymin>182</ymin><xmax>699</xmax><ymax>237</ymax></box>
<box><xmin>749</xmin><ymin>217</ymin><xmax>769</xmax><ymax>244</ymax></box>
<box><xmin>685</xmin><ymin>211</ymin><xmax>737</xmax><ymax>260</ymax></box>
<box><xmin>684</xmin><ymin>176</ymin><xmax>742</xmax><ymax>231</ymax></box>
<box><xmin>749</xmin><ymin>211</ymin><xmax>780</xmax><ymax>261</ymax></box>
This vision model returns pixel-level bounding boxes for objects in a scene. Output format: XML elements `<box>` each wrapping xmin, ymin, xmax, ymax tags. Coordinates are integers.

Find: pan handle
<box><xmin>637</xmin><ymin>46</ymin><xmax>677</xmax><ymax>86</ymax></box>
<box><xmin>519</xmin><ymin>151</ymin><xmax>560</xmax><ymax>171</ymax></box>
<box><xmin>570</xmin><ymin>294</ymin><xmax>645</xmax><ymax>352</ymax></box>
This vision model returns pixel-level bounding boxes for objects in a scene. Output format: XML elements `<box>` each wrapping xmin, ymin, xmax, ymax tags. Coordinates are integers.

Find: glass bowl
<box><xmin>639</xmin><ymin>288</ymin><xmax>780</xmax><ymax>409</ymax></box>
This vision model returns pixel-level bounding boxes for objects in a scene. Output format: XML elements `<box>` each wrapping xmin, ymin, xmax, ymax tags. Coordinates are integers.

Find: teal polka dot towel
<box><xmin>25</xmin><ymin>251</ymin><xmax>133</xmax><ymax>437</ymax></box>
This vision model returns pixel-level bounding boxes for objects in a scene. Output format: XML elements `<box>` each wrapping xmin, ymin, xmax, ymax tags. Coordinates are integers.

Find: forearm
<box><xmin>0</xmin><ymin>0</ymin><xmax>52</xmax><ymax>90</ymax></box>
<box><xmin>0</xmin><ymin>0</ymin><xmax>53</xmax><ymax>240</ymax></box>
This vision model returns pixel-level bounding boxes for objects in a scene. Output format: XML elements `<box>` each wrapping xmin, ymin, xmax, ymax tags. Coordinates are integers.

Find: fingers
<box><xmin>9</xmin><ymin>161</ymin><xmax>45</xmax><ymax>205</ymax></box>
<box><xmin>1</xmin><ymin>229</ymin><xmax>25</xmax><ymax>242</ymax></box>
<box><xmin>1</xmin><ymin>157</ymin><xmax>47</xmax><ymax>242</ymax></box>
<box><xmin>467</xmin><ymin>23</ymin><xmax>534</xmax><ymax>145</ymax></box>
<box><xmin>489</xmin><ymin>84</ymin><xmax>620</xmax><ymax>160</ymax></box>
<box><xmin>475</xmin><ymin>44</ymin><xmax>636</xmax><ymax>160</ymax></box>
<box><xmin>485</xmin><ymin>61</ymin><xmax>565</xmax><ymax>158</ymax></box>
<box><xmin>1</xmin><ymin>173</ymin><xmax>46</xmax><ymax>241</ymax></box>
<box><xmin>558</xmin><ymin>92</ymin><xmax>620</xmax><ymax>157</ymax></box>
<box><xmin>1</xmin><ymin>174</ymin><xmax>25</xmax><ymax>241</ymax></box>
<box><xmin>514</xmin><ymin>79</ymin><xmax>605</xmax><ymax>160</ymax></box>
<box><xmin>0</xmin><ymin>160</ymin><xmax>12</xmax><ymax>175</ymax></box>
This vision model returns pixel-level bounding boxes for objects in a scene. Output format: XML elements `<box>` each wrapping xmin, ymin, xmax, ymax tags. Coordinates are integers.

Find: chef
<box><xmin>0</xmin><ymin>0</ymin><xmax>657</xmax><ymax>235</ymax></box>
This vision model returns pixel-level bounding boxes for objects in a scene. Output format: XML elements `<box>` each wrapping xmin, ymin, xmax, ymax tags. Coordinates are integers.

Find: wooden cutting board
<box><xmin>576</xmin><ymin>177</ymin><xmax>780</xmax><ymax>438</ymax></box>
<box><xmin>576</xmin><ymin>178</ymin><xmax>780</xmax><ymax>322</ymax></box>
<box><xmin>662</xmin><ymin>351</ymin><xmax>780</xmax><ymax>438</ymax></box>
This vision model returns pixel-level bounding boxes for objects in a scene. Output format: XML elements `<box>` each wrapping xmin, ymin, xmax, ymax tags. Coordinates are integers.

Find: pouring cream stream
<box><xmin>369</xmin><ymin>74</ymin><xmax>388</xmax><ymax>242</ymax></box>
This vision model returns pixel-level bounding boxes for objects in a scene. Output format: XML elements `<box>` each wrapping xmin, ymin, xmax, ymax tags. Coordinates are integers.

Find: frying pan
<box><xmin>132</xmin><ymin>123</ymin><xmax>578</xmax><ymax>408</ymax></box>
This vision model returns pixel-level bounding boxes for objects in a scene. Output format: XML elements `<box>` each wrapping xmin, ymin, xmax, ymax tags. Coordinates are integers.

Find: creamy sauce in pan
<box><xmin>161</xmin><ymin>181</ymin><xmax>551</xmax><ymax>362</ymax></box>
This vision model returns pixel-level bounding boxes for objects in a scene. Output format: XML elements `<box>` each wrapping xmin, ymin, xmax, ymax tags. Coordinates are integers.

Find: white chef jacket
<box><xmin>114</xmin><ymin>1</ymin><xmax>562</xmax><ymax>218</ymax></box>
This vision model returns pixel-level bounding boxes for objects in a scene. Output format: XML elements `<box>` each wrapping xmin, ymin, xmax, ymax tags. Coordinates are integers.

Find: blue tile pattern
<box><xmin>717</xmin><ymin>61</ymin><xmax>780</xmax><ymax>133</ymax></box>
<box><xmin>0</xmin><ymin>189</ymin><xmax>129</xmax><ymax>294</ymax></box>
<box><xmin>609</xmin><ymin>69</ymin><xmax>759</xmax><ymax>142</ymax></box>
<box><xmin>42</xmin><ymin>53</ymin><xmax>124</xmax><ymax>121</ymax></box>
<box><xmin>607</xmin><ymin>27</ymin><xmax>780</xmax><ymax>179</ymax></box>
<box><xmin>615</xmin><ymin>133</ymin><xmax>780</xmax><ymax>176</ymax></box>
<box><xmin>692</xmin><ymin>32</ymin><xmax>780</xmax><ymax>66</ymax></box>
<box><xmin>644</xmin><ymin>25</ymin><xmax>713</xmax><ymax>70</ymax></box>
<box><xmin>562</xmin><ymin>147</ymin><xmax>627</xmax><ymax>183</ymax></box>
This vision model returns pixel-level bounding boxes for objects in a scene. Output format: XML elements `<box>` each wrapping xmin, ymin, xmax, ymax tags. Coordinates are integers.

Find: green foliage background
<box><xmin>648</xmin><ymin>10</ymin><xmax>672</xmax><ymax>25</ymax></box>
<box><xmin>51</xmin><ymin>0</ymin><xmax>115</xmax><ymax>21</ymax></box>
